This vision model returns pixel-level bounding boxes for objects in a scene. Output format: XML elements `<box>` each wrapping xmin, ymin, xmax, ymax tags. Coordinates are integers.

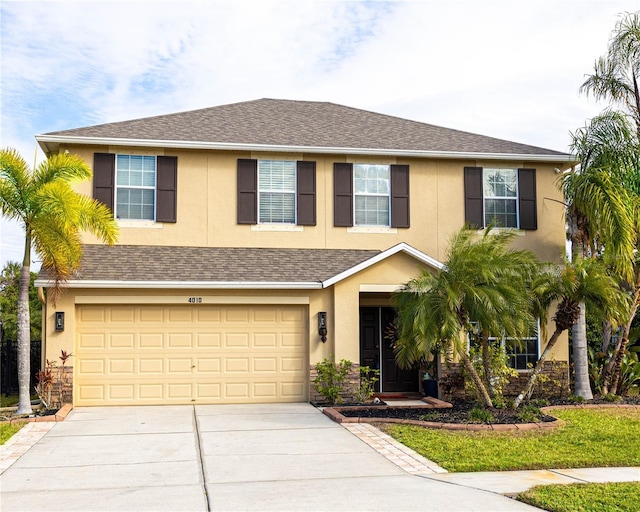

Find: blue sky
<box><xmin>1</xmin><ymin>0</ymin><xmax>637</xmax><ymax>268</ymax></box>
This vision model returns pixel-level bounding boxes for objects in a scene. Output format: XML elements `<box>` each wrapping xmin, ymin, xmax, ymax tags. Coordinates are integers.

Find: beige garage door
<box><xmin>74</xmin><ymin>304</ymin><xmax>308</xmax><ymax>406</ymax></box>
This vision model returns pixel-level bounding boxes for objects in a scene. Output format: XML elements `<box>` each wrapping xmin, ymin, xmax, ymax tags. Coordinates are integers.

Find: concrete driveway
<box><xmin>0</xmin><ymin>403</ymin><xmax>537</xmax><ymax>511</ymax></box>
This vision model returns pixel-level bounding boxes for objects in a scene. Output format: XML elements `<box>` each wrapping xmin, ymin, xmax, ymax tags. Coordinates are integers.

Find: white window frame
<box><xmin>483</xmin><ymin>168</ymin><xmax>519</xmax><ymax>229</ymax></box>
<box><xmin>115</xmin><ymin>154</ymin><xmax>157</xmax><ymax>221</ymax></box>
<box><xmin>353</xmin><ymin>163</ymin><xmax>391</xmax><ymax>227</ymax></box>
<box><xmin>257</xmin><ymin>160</ymin><xmax>297</xmax><ymax>224</ymax></box>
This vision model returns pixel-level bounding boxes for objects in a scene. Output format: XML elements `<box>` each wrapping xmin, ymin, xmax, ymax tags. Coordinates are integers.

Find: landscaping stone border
<box><xmin>322</xmin><ymin>397</ymin><xmax>573</xmax><ymax>431</ymax></box>
<box><xmin>0</xmin><ymin>403</ymin><xmax>72</xmax><ymax>424</ymax></box>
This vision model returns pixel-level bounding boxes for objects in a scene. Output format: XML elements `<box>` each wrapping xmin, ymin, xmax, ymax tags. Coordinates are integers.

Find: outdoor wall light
<box><xmin>55</xmin><ymin>312</ymin><xmax>65</xmax><ymax>332</ymax></box>
<box><xmin>318</xmin><ymin>312</ymin><xmax>327</xmax><ymax>343</ymax></box>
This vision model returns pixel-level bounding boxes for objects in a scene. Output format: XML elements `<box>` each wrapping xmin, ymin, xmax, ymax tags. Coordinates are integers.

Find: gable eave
<box><xmin>35</xmin><ymin>134</ymin><xmax>577</xmax><ymax>164</ymax></box>
<box><xmin>321</xmin><ymin>242</ymin><xmax>444</xmax><ymax>288</ymax></box>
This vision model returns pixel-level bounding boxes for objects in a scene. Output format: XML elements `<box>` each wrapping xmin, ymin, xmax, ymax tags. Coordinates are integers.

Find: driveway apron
<box><xmin>1</xmin><ymin>404</ymin><xmax>538</xmax><ymax>511</ymax></box>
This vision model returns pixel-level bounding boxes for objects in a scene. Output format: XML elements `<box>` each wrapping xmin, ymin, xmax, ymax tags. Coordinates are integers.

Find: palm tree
<box><xmin>578</xmin><ymin>11</ymin><xmax>640</xmax><ymax>395</ymax></box>
<box><xmin>393</xmin><ymin>226</ymin><xmax>538</xmax><ymax>408</ymax></box>
<box><xmin>513</xmin><ymin>257</ymin><xmax>629</xmax><ymax>408</ymax></box>
<box><xmin>580</xmin><ymin>11</ymin><xmax>640</xmax><ymax>135</ymax></box>
<box><xmin>563</xmin><ymin>111</ymin><xmax>638</xmax><ymax>399</ymax></box>
<box><xmin>0</xmin><ymin>148</ymin><xmax>118</xmax><ymax>414</ymax></box>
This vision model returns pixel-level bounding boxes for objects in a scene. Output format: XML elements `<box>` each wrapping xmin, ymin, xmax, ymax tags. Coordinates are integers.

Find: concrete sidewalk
<box><xmin>1</xmin><ymin>404</ymin><xmax>637</xmax><ymax>511</ymax></box>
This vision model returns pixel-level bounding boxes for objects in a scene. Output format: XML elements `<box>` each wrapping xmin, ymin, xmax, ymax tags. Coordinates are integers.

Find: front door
<box><xmin>359</xmin><ymin>307</ymin><xmax>418</xmax><ymax>393</ymax></box>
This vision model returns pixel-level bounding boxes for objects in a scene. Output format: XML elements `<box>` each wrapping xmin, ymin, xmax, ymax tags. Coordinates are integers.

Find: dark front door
<box><xmin>359</xmin><ymin>307</ymin><xmax>418</xmax><ymax>393</ymax></box>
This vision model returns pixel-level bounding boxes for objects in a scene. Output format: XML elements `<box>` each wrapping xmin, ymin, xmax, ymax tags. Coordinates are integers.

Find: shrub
<box><xmin>353</xmin><ymin>366</ymin><xmax>380</xmax><ymax>403</ymax></box>
<box><xmin>468</xmin><ymin>406</ymin><xmax>495</xmax><ymax>424</ymax></box>
<box><xmin>517</xmin><ymin>405</ymin><xmax>543</xmax><ymax>423</ymax></box>
<box><xmin>312</xmin><ymin>358</ymin><xmax>352</xmax><ymax>405</ymax></box>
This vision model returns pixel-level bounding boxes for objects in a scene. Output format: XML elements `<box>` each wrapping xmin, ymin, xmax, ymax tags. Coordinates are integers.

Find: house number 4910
<box><xmin>187</xmin><ymin>297</ymin><xmax>203</xmax><ymax>303</ymax></box>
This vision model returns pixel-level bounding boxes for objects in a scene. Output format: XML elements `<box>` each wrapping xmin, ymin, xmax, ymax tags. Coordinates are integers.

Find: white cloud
<box><xmin>1</xmin><ymin>0</ymin><xmax>637</xmax><ymax>268</ymax></box>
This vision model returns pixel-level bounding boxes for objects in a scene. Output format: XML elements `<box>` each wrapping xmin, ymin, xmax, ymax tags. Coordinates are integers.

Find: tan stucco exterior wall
<box><xmin>65</xmin><ymin>145</ymin><xmax>567</xmax><ymax>265</ymax></box>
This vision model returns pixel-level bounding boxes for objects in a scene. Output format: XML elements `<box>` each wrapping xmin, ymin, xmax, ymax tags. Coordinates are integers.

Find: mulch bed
<box><xmin>327</xmin><ymin>396</ymin><xmax>640</xmax><ymax>426</ymax></box>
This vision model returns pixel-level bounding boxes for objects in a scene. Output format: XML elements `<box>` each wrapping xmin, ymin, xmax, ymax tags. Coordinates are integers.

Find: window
<box><xmin>115</xmin><ymin>155</ymin><xmax>156</xmax><ymax>220</ymax></box>
<box><xmin>468</xmin><ymin>327</ymin><xmax>539</xmax><ymax>371</ymax></box>
<box><xmin>93</xmin><ymin>153</ymin><xmax>178</xmax><ymax>223</ymax></box>
<box><xmin>334</xmin><ymin>163</ymin><xmax>409</xmax><ymax>228</ymax></box>
<box><xmin>464</xmin><ymin>167</ymin><xmax>537</xmax><ymax>230</ymax></box>
<box><xmin>354</xmin><ymin>164</ymin><xmax>390</xmax><ymax>226</ymax></box>
<box><xmin>237</xmin><ymin>159</ymin><xmax>316</xmax><ymax>226</ymax></box>
<box><xmin>258</xmin><ymin>160</ymin><xmax>296</xmax><ymax>224</ymax></box>
<box><xmin>483</xmin><ymin>168</ymin><xmax>517</xmax><ymax>228</ymax></box>
<box><xmin>505</xmin><ymin>336</ymin><xmax>539</xmax><ymax>370</ymax></box>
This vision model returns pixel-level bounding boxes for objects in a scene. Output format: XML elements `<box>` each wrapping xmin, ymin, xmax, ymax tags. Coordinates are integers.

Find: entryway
<box><xmin>359</xmin><ymin>307</ymin><xmax>419</xmax><ymax>393</ymax></box>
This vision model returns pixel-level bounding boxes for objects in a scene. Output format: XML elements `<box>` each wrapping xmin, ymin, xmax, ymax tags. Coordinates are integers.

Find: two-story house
<box><xmin>35</xmin><ymin>98</ymin><xmax>574</xmax><ymax>406</ymax></box>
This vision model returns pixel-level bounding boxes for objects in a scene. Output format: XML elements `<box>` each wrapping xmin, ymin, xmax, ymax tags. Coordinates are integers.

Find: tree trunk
<box><xmin>601</xmin><ymin>320</ymin><xmax>612</xmax><ymax>354</ymax></box>
<box><xmin>460</xmin><ymin>351</ymin><xmax>493</xmax><ymax>408</ymax></box>
<box><xmin>602</xmin><ymin>288</ymin><xmax>639</xmax><ymax>395</ymax></box>
<box><xmin>480</xmin><ymin>332</ymin><xmax>495</xmax><ymax>398</ymax></box>
<box><xmin>609</xmin><ymin>336</ymin><xmax>629</xmax><ymax>395</ymax></box>
<box><xmin>572</xmin><ymin>302</ymin><xmax>593</xmax><ymax>399</ymax></box>
<box><xmin>16</xmin><ymin>240</ymin><xmax>33</xmax><ymax>415</ymax></box>
<box><xmin>513</xmin><ymin>328</ymin><xmax>563</xmax><ymax>409</ymax></box>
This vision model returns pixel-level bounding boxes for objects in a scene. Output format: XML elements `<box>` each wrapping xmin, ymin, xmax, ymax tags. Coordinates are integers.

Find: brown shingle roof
<box><xmin>41</xmin><ymin>245</ymin><xmax>381</xmax><ymax>284</ymax></box>
<box><xmin>42</xmin><ymin>98</ymin><xmax>568</xmax><ymax>157</ymax></box>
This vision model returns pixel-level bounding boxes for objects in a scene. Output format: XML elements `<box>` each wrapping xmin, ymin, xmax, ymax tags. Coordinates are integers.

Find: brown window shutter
<box><xmin>518</xmin><ymin>168</ymin><xmax>537</xmax><ymax>230</ymax></box>
<box><xmin>156</xmin><ymin>156</ymin><xmax>178</xmax><ymax>223</ymax></box>
<box><xmin>237</xmin><ymin>159</ymin><xmax>257</xmax><ymax>224</ymax></box>
<box><xmin>464</xmin><ymin>166</ymin><xmax>483</xmax><ymax>228</ymax></box>
<box><xmin>334</xmin><ymin>163</ymin><xmax>353</xmax><ymax>227</ymax></box>
<box><xmin>93</xmin><ymin>153</ymin><xmax>115</xmax><ymax>212</ymax></box>
<box><xmin>390</xmin><ymin>164</ymin><xmax>410</xmax><ymax>228</ymax></box>
<box><xmin>296</xmin><ymin>161</ymin><xmax>316</xmax><ymax>226</ymax></box>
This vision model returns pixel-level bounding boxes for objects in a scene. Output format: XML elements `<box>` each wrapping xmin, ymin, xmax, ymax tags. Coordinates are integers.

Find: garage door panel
<box><xmin>168</xmin><ymin>308</ymin><xmax>193</xmax><ymax>322</ymax></box>
<box><xmin>139</xmin><ymin>359</ymin><xmax>164</xmax><ymax>374</ymax></box>
<box><xmin>253</xmin><ymin>358</ymin><xmax>277</xmax><ymax>372</ymax></box>
<box><xmin>196</xmin><ymin>383</ymin><xmax>222</xmax><ymax>400</ymax></box>
<box><xmin>78</xmin><ymin>333</ymin><xmax>105</xmax><ymax>349</ymax></box>
<box><xmin>109</xmin><ymin>384</ymin><xmax>135</xmax><ymax>400</ymax></box>
<box><xmin>78</xmin><ymin>384</ymin><xmax>104</xmax><ymax>401</ymax></box>
<box><xmin>253</xmin><ymin>382</ymin><xmax>277</xmax><ymax>398</ymax></box>
<box><xmin>109</xmin><ymin>359</ymin><xmax>135</xmax><ymax>374</ymax></box>
<box><xmin>196</xmin><ymin>333</ymin><xmax>221</xmax><ymax>347</ymax></box>
<box><xmin>110</xmin><ymin>334</ymin><xmax>135</xmax><ymax>348</ymax></box>
<box><xmin>168</xmin><ymin>333</ymin><xmax>193</xmax><ymax>348</ymax></box>
<box><xmin>75</xmin><ymin>304</ymin><xmax>308</xmax><ymax>405</ymax></box>
<box><xmin>78</xmin><ymin>359</ymin><xmax>105</xmax><ymax>375</ymax></box>
<box><xmin>109</xmin><ymin>307</ymin><xmax>135</xmax><ymax>323</ymax></box>
<box><xmin>79</xmin><ymin>307</ymin><xmax>105</xmax><ymax>323</ymax></box>
<box><xmin>225</xmin><ymin>382</ymin><xmax>250</xmax><ymax>398</ymax></box>
<box><xmin>139</xmin><ymin>333</ymin><xmax>164</xmax><ymax>348</ymax></box>
<box><xmin>197</xmin><ymin>308</ymin><xmax>221</xmax><ymax>323</ymax></box>
<box><xmin>140</xmin><ymin>307</ymin><xmax>163</xmax><ymax>322</ymax></box>
<box><xmin>282</xmin><ymin>381</ymin><xmax>306</xmax><ymax>397</ymax></box>
<box><xmin>225</xmin><ymin>333</ymin><xmax>250</xmax><ymax>348</ymax></box>
<box><xmin>281</xmin><ymin>357</ymin><xmax>304</xmax><ymax>372</ymax></box>
<box><xmin>253</xmin><ymin>308</ymin><xmax>277</xmax><ymax>322</ymax></box>
<box><xmin>253</xmin><ymin>333</ymin><xmax>277</xmax><ymax>347</ymax></box>
<box><xmin>197</xmin><ymin>358</ymin><xmax>221</xmax><ymax>373</ymax></box>
<box><xmin>139</xmin><ymin>383</ymin><xmax>164</xmax><ymax>400</ymax></box>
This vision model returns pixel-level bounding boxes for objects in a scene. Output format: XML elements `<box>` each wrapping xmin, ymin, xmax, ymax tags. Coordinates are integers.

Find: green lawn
<box><xmin>383</xmin><ymin>408</ymin><xmax>640</xmax><ymax>472</ymax></box>
<box><xmin>517</xmin><ymin>482</ymin><xmax>640</xmax><ymax>512</ymax></box>
<box><xmin>0</xmin><ymin>395</ymin><xmax>38</xmax><ymax>407</ymax></box>
<box><xmin>0</xmin><ymin>422</ymin><xmax>26</xmax><ymax>445</ymax></box>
